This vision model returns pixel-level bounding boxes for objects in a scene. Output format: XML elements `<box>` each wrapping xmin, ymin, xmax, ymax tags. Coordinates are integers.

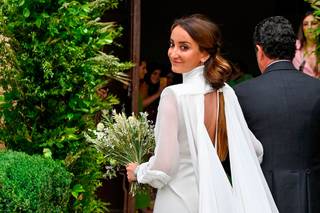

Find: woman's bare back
<box><xmin>204</xmin><ymin>91</ymin><xmax>217</xmax><ymax>145</ymax></box>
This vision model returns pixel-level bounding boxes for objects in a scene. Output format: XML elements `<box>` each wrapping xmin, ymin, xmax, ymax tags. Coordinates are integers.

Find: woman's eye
<box><xmin>180</xmin><ymin>45</ymin><xmax>189</xmax><ymax>51</ymax></box>
<box><xmin>169</xmin><ymin>42</ymin><xmax>174</xmax><ymax>48</ymax></box>
<box><xmin>303</xmin><ymin>21</ymin><xmax>319</xmax><ymax>27</ymax></box>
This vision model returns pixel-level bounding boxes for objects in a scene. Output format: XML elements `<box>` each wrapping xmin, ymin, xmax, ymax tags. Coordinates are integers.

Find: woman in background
<box><xmin>293</xmin><ymin>11</ymin><xmax>319</xmax><ymax>78</ymax></box>
<box><xmin>140</xmin><ymin>63</ymin><xmax>167</xmax><ymax>123</ymax></box>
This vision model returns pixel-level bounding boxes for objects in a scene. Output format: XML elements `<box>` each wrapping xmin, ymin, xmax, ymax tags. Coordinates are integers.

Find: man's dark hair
<box><xmin>253</xmin><ymin>16</ymin><xmax>296</xmax><ymax>60</ymax></box>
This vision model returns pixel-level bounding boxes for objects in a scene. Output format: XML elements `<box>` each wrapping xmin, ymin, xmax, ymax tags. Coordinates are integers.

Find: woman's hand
<box><xmin>126</xmin><ymin>162</ymin><xmax>139</xmax><ymax>182</ymax></box>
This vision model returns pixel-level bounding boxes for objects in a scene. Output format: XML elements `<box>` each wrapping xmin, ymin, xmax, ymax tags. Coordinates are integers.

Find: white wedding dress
<box><xmin>136</xmin><ymin>66</ymin><xmax>279</xmax><ymax>213</ymax></box>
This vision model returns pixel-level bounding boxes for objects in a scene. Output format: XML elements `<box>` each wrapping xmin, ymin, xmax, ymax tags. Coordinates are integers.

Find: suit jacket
<box><xmin>234</xmin><ymin>61</ymin><xmax>320</xmax><ymax>213</ymax></box>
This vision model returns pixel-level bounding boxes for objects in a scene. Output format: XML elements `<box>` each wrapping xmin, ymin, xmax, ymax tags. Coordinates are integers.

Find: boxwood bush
<box><xmin>0</xmin><ymin>150</ymin><xmax>72</xmax><ymax>212</ymax></box>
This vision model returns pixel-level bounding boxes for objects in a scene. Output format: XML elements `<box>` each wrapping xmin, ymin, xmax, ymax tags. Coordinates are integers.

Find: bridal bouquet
<box><xmin>85</xmin><ymin>110</ymin><xmax>155</xmax><ymax>195</ymax></box>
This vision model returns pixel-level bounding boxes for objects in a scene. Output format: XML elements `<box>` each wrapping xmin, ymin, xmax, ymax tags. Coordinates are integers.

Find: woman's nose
<box><xmin>169</xmin><ymin>47</ymin><xmax>179</xmax><ymax>58</ymax></box>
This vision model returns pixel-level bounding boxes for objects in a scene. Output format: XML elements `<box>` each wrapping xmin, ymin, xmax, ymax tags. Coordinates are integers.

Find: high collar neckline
<box><xmin>182</xmin><ymin>65</ymin><xmax>205</xmax><ymax>84</ymax></box>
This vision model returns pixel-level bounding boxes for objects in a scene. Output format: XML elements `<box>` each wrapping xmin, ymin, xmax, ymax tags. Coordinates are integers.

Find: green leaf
<box><xmin>82</xmin><ymin>4</ymin><xmax>90</xmax><ymax>13</ymax></box>
<box><xmin>19</xmin><ymin>0</ymin><xmax>25</xmax><ymax>6</ymax></box>
<box><xmin>23</xmin><ymin>8</ymin><xmax>30</xmax><ymax>18</ymax></box>
<box><xmin>42</xmin><ymin>12</ymin><xmax>50</xmax><ymax>18</ymax></box>
<box><xmin>35</xmin><ymin>17</ymin><xmax>42</xmax><ymax>28</ymax></box>
<box><xmin>97</xmin><ymin>35</ymin><xmax>113</xmax><ymax>46</ymax></box>
<box><xmin>66</xmin><ymin>113</ymin><xmax>74</xmax><ymax>120</ymax></box>
<box><xmin>71</xmin><ymin>184</ymin><xmax>85</xmax><ymax>198</ymax></box>
<box><xmin>66</xmin><ymin>133</ymin><xmax>79</xmax><ymax>140</ymax></box>
<box><xmin>43</xmin><ymin>148</ymin><xmax>52</xmax><ymax>158</ymax></box>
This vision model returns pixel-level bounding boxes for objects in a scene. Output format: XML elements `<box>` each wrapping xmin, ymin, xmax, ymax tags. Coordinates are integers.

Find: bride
<box><xmin>126</xmin><ymin>14</ymin><xmax>278</xmax><ymax>213</ymax></box>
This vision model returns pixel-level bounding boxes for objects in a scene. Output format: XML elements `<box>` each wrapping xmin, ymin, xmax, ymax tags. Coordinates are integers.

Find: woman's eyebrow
<box><xmin>177</xmin><ymin>41</ymin><xmax>191</xmax><ymax>45</ymax></box>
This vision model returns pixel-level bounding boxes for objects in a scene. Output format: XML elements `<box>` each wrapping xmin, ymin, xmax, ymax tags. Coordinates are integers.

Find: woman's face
<box><xmin>139</xmin><ymin>61</ymin><xmax>147</xmax><ymax>80</ymax></box>
<box><xmin>168</xmin><ymin>25</ymin><xmax>208</xmax><ymax>73</ymax></box>
<box><xmin>303</xmin><ymin>14</ymin><xmax>319</xmax><ymax>41</ymax></box>
<box><xmin>150</xmin><ymin>69</ymin><xmax>161</xmax><ymax>84</ymax></box>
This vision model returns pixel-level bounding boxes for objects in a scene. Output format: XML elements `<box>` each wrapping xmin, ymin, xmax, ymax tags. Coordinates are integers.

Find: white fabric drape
<box><xmin>137</xmin><ymin>66</ymin><xmax>279</xmax><ymax>213</ymax></box>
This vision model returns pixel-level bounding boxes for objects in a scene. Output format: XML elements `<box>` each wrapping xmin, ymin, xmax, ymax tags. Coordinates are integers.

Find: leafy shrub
<box><xmin>0</xmin><ymin>0</ymin><xmax>132</xmax><ymax>211</ymax></box>
<box><xmin>0</xmin><ymin>150</ymin><xmax>72</xmax><ymax>212</ymax></box>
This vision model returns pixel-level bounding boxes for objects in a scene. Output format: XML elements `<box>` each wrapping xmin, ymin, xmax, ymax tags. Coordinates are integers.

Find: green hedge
<box><xmin>0</xmin><ymin>150</ymin><xmax>72</xmax><ymax>212</ymax></box>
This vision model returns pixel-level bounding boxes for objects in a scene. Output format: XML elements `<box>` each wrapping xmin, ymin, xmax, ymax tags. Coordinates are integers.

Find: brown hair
<box><xmin>217</xmin><ymin>92</ymin><xmax>228</xmax><ymax>161</ymax></box>
<box><xmin>171</xmin><ymin>14</ymin><xmax>231</xmax><ymax>161</ymax></box>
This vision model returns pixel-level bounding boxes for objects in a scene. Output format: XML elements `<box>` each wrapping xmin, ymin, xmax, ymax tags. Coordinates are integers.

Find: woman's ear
<box><xmin>200</xmin><ymin>53</ymin><xmax>210</xmax><ymax>63</ymax></box>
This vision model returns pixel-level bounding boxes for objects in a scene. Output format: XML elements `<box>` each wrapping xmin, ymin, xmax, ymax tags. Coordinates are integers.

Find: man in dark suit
<box><xmin>234</xmin><ymin>16</ymin><xmax>320</xmax><ymax>213</ymax></box>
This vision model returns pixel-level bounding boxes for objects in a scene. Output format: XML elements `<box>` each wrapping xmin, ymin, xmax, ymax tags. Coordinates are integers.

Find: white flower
<box><xmin>97</xmin><ymin>122</ymin><xmax>104</xmax><ymax>131</ymax></box>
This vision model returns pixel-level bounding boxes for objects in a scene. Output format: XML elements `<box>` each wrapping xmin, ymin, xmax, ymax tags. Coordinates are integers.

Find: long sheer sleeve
<box><xmin>136</xmin><ymin>88</ymin><xmax>179</xmax><ymax>189</ymax></box>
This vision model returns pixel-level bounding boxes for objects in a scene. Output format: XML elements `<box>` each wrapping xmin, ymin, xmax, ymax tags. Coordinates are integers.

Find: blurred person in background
<box><xmin>140</xmin><ymin>63</ymin><xmax>167</xmax><ymax>123</ymax></box>
<box><xmin>293</xmin><ymin>11</ymin><xmax>319</xmax><ymax>78</ymax></box>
